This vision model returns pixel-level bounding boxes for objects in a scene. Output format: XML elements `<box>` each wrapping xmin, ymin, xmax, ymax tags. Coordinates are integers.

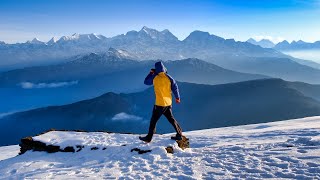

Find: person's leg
<box><xmin>146</xmin><ymin>105</ymin><xmax>164</xmax><ymax>139</ymax></box>
<box><xmin>163</xmin><ymin>106</ymin><xmax>182</xmax><ymax>137</ymax></box>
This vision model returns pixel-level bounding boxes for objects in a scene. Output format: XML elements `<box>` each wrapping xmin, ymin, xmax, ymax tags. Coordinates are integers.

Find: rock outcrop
<box><xmin>19</xmin><ymin>130</ymin><xmax>189</xmax><ymax>155</ymax></box>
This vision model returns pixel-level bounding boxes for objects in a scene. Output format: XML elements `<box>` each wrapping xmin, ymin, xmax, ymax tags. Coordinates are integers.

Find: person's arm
<box><xmin>144</xmin><ymin>69</ymin><xmax>156</xmax><ymax>85</ymax></box>
<box><xmin>166</xmin><ymin>74</ymin><xmax>180</xmax><ymax>101</ymax></box>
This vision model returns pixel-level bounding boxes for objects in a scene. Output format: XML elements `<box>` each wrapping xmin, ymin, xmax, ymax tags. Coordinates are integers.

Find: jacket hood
<box><xmin>155</xmin><ymin>61</ymin><xmax>167</xmax><ymax>74</ymax></box>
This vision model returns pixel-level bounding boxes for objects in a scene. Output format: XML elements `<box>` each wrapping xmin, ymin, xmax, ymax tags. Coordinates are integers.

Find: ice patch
<box><xmin>111</xmin><ymin>112</ymin><xmax>142</xmax><ymax>121</ymax></box>
<box><xmin>19</xmin><ymin>81</ymin><xmax>78</xmax><ymax>89</ymax></box>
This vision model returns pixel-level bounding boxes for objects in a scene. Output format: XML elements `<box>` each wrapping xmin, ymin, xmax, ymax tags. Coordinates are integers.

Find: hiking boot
<box><xmin>139</xmin><ymin>135</ymin><xmax>152</xmax><ymax>143</ymax></box>
<box><xmin>171</xmin><ymin>134</ymin><xmax>183</xmax><ymax>141</ymax></box>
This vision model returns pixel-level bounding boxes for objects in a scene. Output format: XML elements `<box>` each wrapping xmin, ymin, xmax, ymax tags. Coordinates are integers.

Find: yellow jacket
<box><xmin>144</xmin><ymin>62</ymin><xmax>180</xmax><ymax>107</ymax></box>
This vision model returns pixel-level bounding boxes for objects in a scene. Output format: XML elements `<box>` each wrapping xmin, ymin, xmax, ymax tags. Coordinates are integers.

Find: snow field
<box><xmin>0</xmin><ymin>116</ymin><xmax>319</xmax><ymax>179</ymax></box>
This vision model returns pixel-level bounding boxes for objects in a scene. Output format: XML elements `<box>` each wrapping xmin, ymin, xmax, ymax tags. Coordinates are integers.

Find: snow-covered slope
<box><xmin>0</xmin><ymin>145</ymin><xmax>20</xmax><ymax>161</ymax></box>
<box><xmin>0</xmin><ymin>116</ymin><xmax>319</xmax><ymax>179</ymax></box>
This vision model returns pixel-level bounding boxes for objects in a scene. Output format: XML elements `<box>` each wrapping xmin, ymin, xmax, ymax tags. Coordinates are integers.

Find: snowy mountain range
<box><xmin>246</xmin><ymin>38</ymin><xmax>320</xmax><ymax>51</ymax></box>
<box><xmin>0</xmin><ymin>26</ymin><xmax>285</xmax><ymax>70</ymax></box>
<box><xmin>2</xmin><ymin>27</ymin><xmax>320</xmax><ymax>74</ymax></box>
<box><xmin>2</xmin><ymin>27</ymin><xmax>320</xmax><ymax>84</ymax></box>
<box><xmin>0</xmin><ymin>116</ymin><xmax>319</xmax><ymax>179</ymax></box>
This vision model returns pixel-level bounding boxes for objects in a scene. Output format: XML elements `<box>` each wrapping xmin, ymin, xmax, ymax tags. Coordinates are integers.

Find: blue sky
<box><xmin>0</xmin><ymin>0</ymin><xmax>320</xmax><ymax>43</ymax></box>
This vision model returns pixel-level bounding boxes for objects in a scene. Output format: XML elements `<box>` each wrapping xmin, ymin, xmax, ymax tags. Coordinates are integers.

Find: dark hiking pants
<box><xmin>147</xmin><ymin>105</ymin><xmax>182</xmax><ymax>139</ymax></box>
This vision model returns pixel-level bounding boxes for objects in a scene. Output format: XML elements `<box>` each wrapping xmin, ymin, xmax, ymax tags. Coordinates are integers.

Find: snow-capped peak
<box><xmin>27</xmin><ymin>38</ymin><xmax>44</xmax><ymax>44</ymax></box>
<box><xmin>139</xmin><ymin>26</ymin><xmax>160</xmax><ymax>39</ymax></box>
<box><xmin>47</xmin><ymin>37</ymin><xmax>58</xmax><ymax>44</ymax></box>
<box><xmin>57</xmin><ymin>33</ymin><xmax>106</xmax><ymax>43</ymax></box>
<box><xmin>107</xmin><ymin>47</ymin><xmax>135</xmax><ymax>59</ymax></box>
<box><xmin>138</xmin><ymin>26</ymin><xmax>178</xmax><ymax>41</ymax></box>
<box><xmin>141</xmin><ymin>26</ymin><xmax>152</xmax><ymax>33</ymax></box>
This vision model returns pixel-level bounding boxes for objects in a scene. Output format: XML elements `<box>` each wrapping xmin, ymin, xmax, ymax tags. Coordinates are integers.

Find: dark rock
<box><xmin>46</xmin><ymin>145</ymin><xmax>60</xmax><ymax>153</ymax></box>
<box><xmin>165</xmin><ymin>146</ymin><xmax>174</xmax><ymax>154</ymax></box>
<box><xmin>63</xmin><ymin>146</ymin><xmax>75</xmax><ymax>153</ymax></box>
<box><xmin>131</xmin><ymin>148</ymin><xmax>152</xmax><ymax>154</ymax></box>
<box><xmin>76</xmin><ymin>145</ymin><xmax>84</xmax><ymax>152</ymax></box>
<box><xmin>102</xmin><ymin>147</ymin><xmax>107</xmax><ymax>150</ymax></box>
<box><xmin>19</xmin><ymin>137</ymin><xmax>34</xmax><ymax>155</ymax></box>
<box><xmin>91</xmin><ymin>147</ymin><xmax>99</xmax><ymax>150</ymax></box>
<box><xmin>19</xmin><ymin>136</ymin><xmax>48</xmax><ymax>154</ymax></box>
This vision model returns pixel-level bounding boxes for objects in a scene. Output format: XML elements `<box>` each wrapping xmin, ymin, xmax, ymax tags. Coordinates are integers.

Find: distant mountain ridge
<box><xmin>1</xmin><ymin>78</ymin><xmax>320</xmax><ymax>146</ymax></box>
<box><xmin>247</xmin><ymin>38</ymin><xmax>275</xmax><ymax>48</ymax></box>
<box><xmin>0</xmin><ymin>26</ymin><xmax>282</xmax><ymax>70</ymax></box>
<box><xmin>274</xmin><ymin>40</ymin><xmax>320</xmax><ymax>51</ymax></box>
<box><xmin>246</xmin><ymin>38</ymin><xmax>320</xmax><ymax>51</ymax></box>
<box><xmin>3</xmin><ymin>27</ymin><xmax>320</xmax><ymax>84</ymax></box>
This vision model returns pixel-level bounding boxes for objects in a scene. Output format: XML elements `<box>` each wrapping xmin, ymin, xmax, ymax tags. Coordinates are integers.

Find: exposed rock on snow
<box><xmin>19</xmin><ymin>130</ymin><xmax>189</xmax><ymax>155</ymax></box>
<box><xmin>130</xmin><ymin>148</ymin><xmax>152</xmax><ymax>154</ymax></box>
<box><xmin>19</xmin><ymin>136</ymin><xmax>75</xmax><ymax>155</ymax></box>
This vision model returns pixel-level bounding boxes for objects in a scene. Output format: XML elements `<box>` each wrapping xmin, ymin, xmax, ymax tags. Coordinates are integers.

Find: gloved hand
<box><xmin>175</xmin><ymin>98</ymin><xmax>181</xmax><ymax>104</ymax></box>
<box><xmin>150</xmin><ymin>68</ymin><xmax>156</xmax><ymax>74</ymax></box>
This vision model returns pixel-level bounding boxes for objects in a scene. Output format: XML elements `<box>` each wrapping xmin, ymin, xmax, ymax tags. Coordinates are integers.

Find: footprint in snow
<box><xmin>297</xmin><ymin>149</ymin><xmax>308</xmax><ymax>153</ymax></box>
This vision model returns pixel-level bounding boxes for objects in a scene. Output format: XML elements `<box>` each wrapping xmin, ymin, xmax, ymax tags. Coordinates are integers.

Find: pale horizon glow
<box><xmin>283</xmin><ymin>50</ymin><xmax>320</xmax><ymax>63</ymax></box>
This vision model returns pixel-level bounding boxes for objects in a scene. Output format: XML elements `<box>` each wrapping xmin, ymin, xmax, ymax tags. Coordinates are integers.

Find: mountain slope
<box><xmin>0</xmin><ymin>55</ymin><xmax>268</xmax><ymax>113</ymax></box>
<box><xmin>213</xmin><ymin>56</ymin><xmax>320</xmax><ymax>84</ymax></box>
<box><xmin>0</xmin><ymin>116</ymin><xmax>319</xmax><ymax>179</ymax></box>
<box><xmin>289</xmin><ymin>81</ymin><xmax>320</xmax><ymax>101</ymax></box>
<box><xmin>1</xmin><ymin>79</ymin><xmax>320</xmax><ymax>146</ymax></box>
<box><xmin>0</xmin><ymin>55</ymin><xmax>267</xmax><ymax>87</ymax></box>
<box><xmin>165</xmin><ymin>58</ymin><xmax>268</xmax><ymax>85</ymax></box>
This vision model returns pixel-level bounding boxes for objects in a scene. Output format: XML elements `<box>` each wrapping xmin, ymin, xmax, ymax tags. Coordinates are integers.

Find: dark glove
<box><xmin>150</xmin><ymin>68</ymin><xmax>156</xmax><ymax>74</ymax></box>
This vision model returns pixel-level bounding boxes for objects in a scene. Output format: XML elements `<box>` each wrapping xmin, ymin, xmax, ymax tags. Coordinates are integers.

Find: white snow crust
<box><xmin>0</xmin><ymin>145</ymin><xmax>20</xmax><ymax>161</ymax></box>
<box><xmin>0</xmin><ymin>116</ymin><xmax>319</xmax><ymax>179</ymax></box>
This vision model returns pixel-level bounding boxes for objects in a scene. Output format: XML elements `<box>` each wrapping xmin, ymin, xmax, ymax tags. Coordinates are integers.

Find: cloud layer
<box><xmin>19</xmin><ymin>81</ymin><xmax>78</xmax><ymax>89</ymax></box>
<box><xmin>111</xmin><ymin>112</ymin><xmax>142</xmax><ymax>121</ymax></box>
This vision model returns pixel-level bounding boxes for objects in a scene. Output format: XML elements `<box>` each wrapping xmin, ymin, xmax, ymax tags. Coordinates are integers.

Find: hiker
<box><xmin>139</xmin><ymin>61</ymin><xmax>183</xmax><ymax>143</ymax></box>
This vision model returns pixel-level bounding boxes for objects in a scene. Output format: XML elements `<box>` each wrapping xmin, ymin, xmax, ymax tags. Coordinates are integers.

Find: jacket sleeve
<box><xmin>144</xmin><ymin>73</ymin><xmax>156</xmax><ymax>85</ymax></box>
<box><xmin>166</xmin><ymin>74</ymin><xmax>180</xmax><ymax>99</ymax></box>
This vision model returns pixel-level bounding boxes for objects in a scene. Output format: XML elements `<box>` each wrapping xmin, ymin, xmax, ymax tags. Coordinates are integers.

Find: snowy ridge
<box><xmin>0</xmin><ymin>116</ymin><xmax>319</xmax><ymax>179</ymax></box>
<box><xmin>26</xmin><ymin>38</ymin><xmax>45</xmax><ymax>45</ymax></box>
